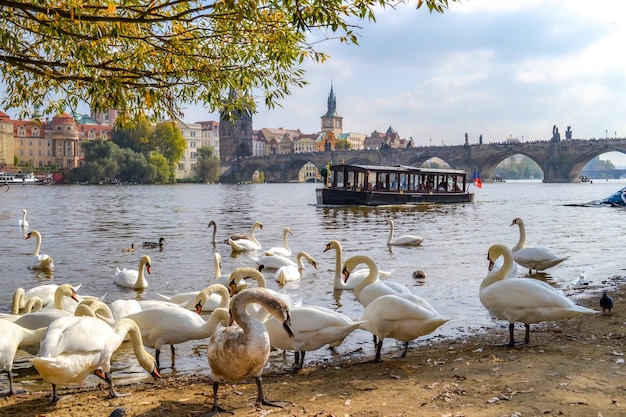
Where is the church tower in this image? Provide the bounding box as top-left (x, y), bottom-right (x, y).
top-left (320, 83), bottom-right (343, 134)
top-left (219, 89), bottom-right (254, 162)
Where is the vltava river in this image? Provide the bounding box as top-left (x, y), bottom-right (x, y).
top-left (1, 180), bottom-right (624, 389)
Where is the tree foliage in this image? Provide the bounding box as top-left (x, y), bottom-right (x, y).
top-left (196, 146), bottom-right (220, 183)
top-left (150, 122), bottom-right (186, 178)
top-left (0, 0), bottom-right (457, 124)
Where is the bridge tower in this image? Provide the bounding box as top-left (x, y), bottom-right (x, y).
top-left (218, 89), bottom-right (253, 162)
top-left (320, 83), bottom-right (343, 135)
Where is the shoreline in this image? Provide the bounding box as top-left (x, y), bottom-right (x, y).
top-left (1, 281), bottom-right (625, 417)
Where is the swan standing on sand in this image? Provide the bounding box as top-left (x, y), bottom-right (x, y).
top-left (205, 287), bottom-right (294, 415)
top-left (510, 217), bottom-right (568, 274)
top-left (24, 230), bottom-right (54, 270)
top-left (264, 227), bottom-right (293, 257)
top-left (480, 244), bottom-right (597, 346)
top-left (324, 240), bottom-right (392, 290)
top-left (115, 255), bottom-right (152, 289)
top-left (385, 219), bottom-right (424, 246)
top-left (360, 294), bottom-right (449, 362)
top-left (19, 209), bottom-right (29, 228)
top-left (228, 221), bottom-right (264, 252)
top-left (264, 305), bottom-right (365, 371)
top-left (274, 251), bottom-right (317, 285)
top-left (31, 316), bottom-right (160, 402)
top-left (0, 321), bottom-right (46, 396)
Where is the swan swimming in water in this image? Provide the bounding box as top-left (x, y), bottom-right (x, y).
top-left (264, 227), bottom-right (293, 257)
top-left (324, 240), bottom-right (392, 290)
top-left (19, 209), bottom-right (29, 228)
top-left (274, 251), bottom-right (317, 285)
top-left (31, 316), bottom-right (160, 402)
top-left (480, 244), bottom-right (597, 346)
top-left (385, 219), bottom-right (424, 246)
top-left (205, 287), bottom-right (294, 415)
top-left (114, 255), bottom-right (152, 289)
top-left (510, 217), bottom-right (568, 274)
top-left (24, 230), bottom-right (54, 271)
top-left (228, 221), bottom-right (264, 252)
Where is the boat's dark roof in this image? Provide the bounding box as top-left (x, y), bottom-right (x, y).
top-left (329, 164), bottom-right (467, 175)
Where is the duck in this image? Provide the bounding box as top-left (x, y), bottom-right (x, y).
top-left (360, 294), bottom-right (449, 361)
top-left (24, 230), bottom-right (54, 271)
top-left (121, 243), bottom-right (136, 253)
top-left (228, 221), bottom-right (264, 252)
top-left (205, 287), bottom-right (294, 415)
top-left (480, 244), bottom-right (597, 346)
top-left (114, 255), bottom-right (152, 289)
top-left (324, 240), bottom-right (392, 290)
top-left (385, 219), bottom-right (424, 246)
top-left (510, 217), bottom-right (568, 274)
top-left (18, 208), bottom-right (29, 228)
top-left (264, 305), bottom-right (365, 370)
top-left (264, 227), bottom-right (293, 257)
top-left (274, 251), bottom-right (317, 285)
top-left (126, 296), bottom-right (230, 370)
top-left (31, 316), bottom-right (160, 402)
top-left (0, 321), bottom-right (46, 396)
top-left (342, 254), bottom-right (413, 308)
top-left (143, 237), bottom-right (166, 249)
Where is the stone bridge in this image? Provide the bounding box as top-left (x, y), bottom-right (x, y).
top-left (221, 138), bottom-right (626, 183)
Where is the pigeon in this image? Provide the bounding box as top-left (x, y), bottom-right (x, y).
top-left (600, 291), bottom-right (614, 315)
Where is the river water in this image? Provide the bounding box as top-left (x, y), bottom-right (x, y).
top-left (2, 180), bottom-right (625, 391)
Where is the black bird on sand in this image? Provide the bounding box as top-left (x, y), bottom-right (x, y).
top-left (600, 291), bottom-right (614, 315)
top-left (109, 407), bottom-right (127, 417)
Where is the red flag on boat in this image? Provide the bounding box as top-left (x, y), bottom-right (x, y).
top-left (472, 169), bottom-right (482, 188)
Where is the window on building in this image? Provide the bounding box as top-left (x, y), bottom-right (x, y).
top-left (29, 150), bottom-right (33, 156)
top-left (38, 161), bottom-right (43, 167)
top-left (67, 160), bottom-right (72, 168)
top-left (178, 163), bottom-right (184, 170)
top-left (190, 152), bottom-right (197, 159)
top-left (20, 150), bottom-right (23, 156)
top-left (190, 141), bottom-right (196, 148)
top-left (191, 164), bottom-right (197, 170)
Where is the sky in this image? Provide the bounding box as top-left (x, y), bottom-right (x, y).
top-left (3, 1), bottom-right (626, 165)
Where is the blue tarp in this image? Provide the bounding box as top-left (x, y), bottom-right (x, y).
top-left (597, 186), bottom-right (626, 206)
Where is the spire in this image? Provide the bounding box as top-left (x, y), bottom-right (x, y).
top-left (321, 82), bottom-right (340, 118)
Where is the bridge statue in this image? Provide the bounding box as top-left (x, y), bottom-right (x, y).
top-left (551, 125), bottom-right (561, 142)
top-left (565, 125), bottom-right (572, 140)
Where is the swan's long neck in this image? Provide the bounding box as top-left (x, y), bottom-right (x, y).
top-left (352, 257), bottom-right (378, 299)
top-left (210, 222), bottom-right (217, 244)
top-left (250, 224), bottom-right (260, 245)
top-left (296, 252), bottom-right (307, 270)
top-left (33, 232), bottom-right (42, 256)
top-left (481, 245), bottom-right (513, 290)
top-left (282, 229), bottom-right (291, 251)
top-left (511, 220), bottom-right (526, 252)
top-left (232, 289), bottom-right (291, 337)
top-left (12, 288), bottom-right (26, 314)
top-left (53, 287), bottom-right (70, 310)
top-left (201, 308), bottom-right (230, 334)
top-left (214, 253), bottom-right (222, 279)
top-left (198, 285), bottom-right (230, 309)
top-left (118, 319), bottom-right (158, 376)
top-left (388, 221), bottom-right (395, 243)
top-left (21, 211), bottom-right (27, 224)
top-left (332, 243), bottom-right (343, 287)
top-left (137, 259), bottom-right (148, 287)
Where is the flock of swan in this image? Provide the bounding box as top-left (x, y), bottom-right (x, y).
top-left (1, 212), bottom-right (600, 415)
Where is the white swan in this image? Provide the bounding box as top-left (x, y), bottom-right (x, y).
top-left (385, 219), bottom-right (424, 246)
top-left (0, 321), bottom-right (46, 396)
top-left (157, 281), bottom-right (231, 312)
top-left (360, 294), bottom-right (449, 361)
top-left (126, 303), bottom-right (230, 370)
top-left (256, 254), bottom-right (297, 270)
top-left (11, 284), bottom-right (82, 312)
top-left (115, 255), bottom-right (152, 289)
top-left (510, 217), bottom-right (568, 274)
top-left (264, 305), bottom-right (365, 370)
top-left (264, 227), bottom-right (293, 257)
top-left (19, 208), bottom-right (29, 228)
top-left (31, 316), bottom-right (160, 402)
top-left (205, 287), bottom-right (294, 414)
top-left (24, 230), bottom-right (54, 271)
top-left (343, 254), bottom-right (413, 308)
top-left (209, 219), bottom-right (256, 243)
top-left (274, 251), bottom-right (317, 285)
top-left (228, 221), bottom-right (264, 252)
top-left (480, 244), bottom-right (597, 346)
top-left (324, 240), bottom-right (392, 290)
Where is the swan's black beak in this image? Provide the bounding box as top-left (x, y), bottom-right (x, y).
top-left (342, 265), bottom-right (350, 283)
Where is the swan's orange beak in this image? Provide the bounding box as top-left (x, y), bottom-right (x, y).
top-left (71, 290), bottom-right (80, 303)
top-left (312, 261), bottom-right (318, 270)
top-left (151, 366), bottom-right (161, 379)
top-left (342, 266), bottom-right (350, 283)
top-left (24, 233), bottom-right (32, 240)
top-left (194, 301), bottom-right (203, 314)
top-left (146, 264), bottom-right (152, 274)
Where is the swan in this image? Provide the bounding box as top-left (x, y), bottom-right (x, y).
top-left (264, 305), bottom-right (365, 370)
top-left (11, 285), bottom-right (83, 330)
top-left (31, 316), bottom-right (160, 402)
top-left (480, 244), bottom-right (597, 346)
top-left (228, 221), bottom-right (264, 252)
top-left (256, 254), bottom-right (297, 270)
top-left (209, 219), bottom-right (257, 243)
top-left (264, 227), bottom-right (293, 257)
top-left (121, 243), bottom-right (136, 252)
top-left (274, 251), bottom-right (317, 285)
top-left (0, 321), bottom-right (46, 396)
top-left (324, 240), bottom-right (391, 290)
top-left (385, 219), bottom-right (424, 246)
top-left (360, 294), bottom-right (449, 361)
top-left (143, 237), bottom-right (166, 249)
top-left (126, 304), bottom-right (230, 370)
top-left (24, 230), bottom-right (54, 271)
top-left (510, 217), bottom-right (568, 274)
top-left (115, 255), bottom-right (152, 289)
top-left (19, 208), bottom-right (29, 228)
top-left (205, 287), bottom-right (294, 415)
top-left (342, 254), bottom-right (413, 308)
top-left (11, 284), bottom-right (82, 312)
top-left (157, 281), bottom-right (231, 312)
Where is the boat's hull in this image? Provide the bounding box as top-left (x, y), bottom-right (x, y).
top-left (316, 188), bottom-right (474, 206)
